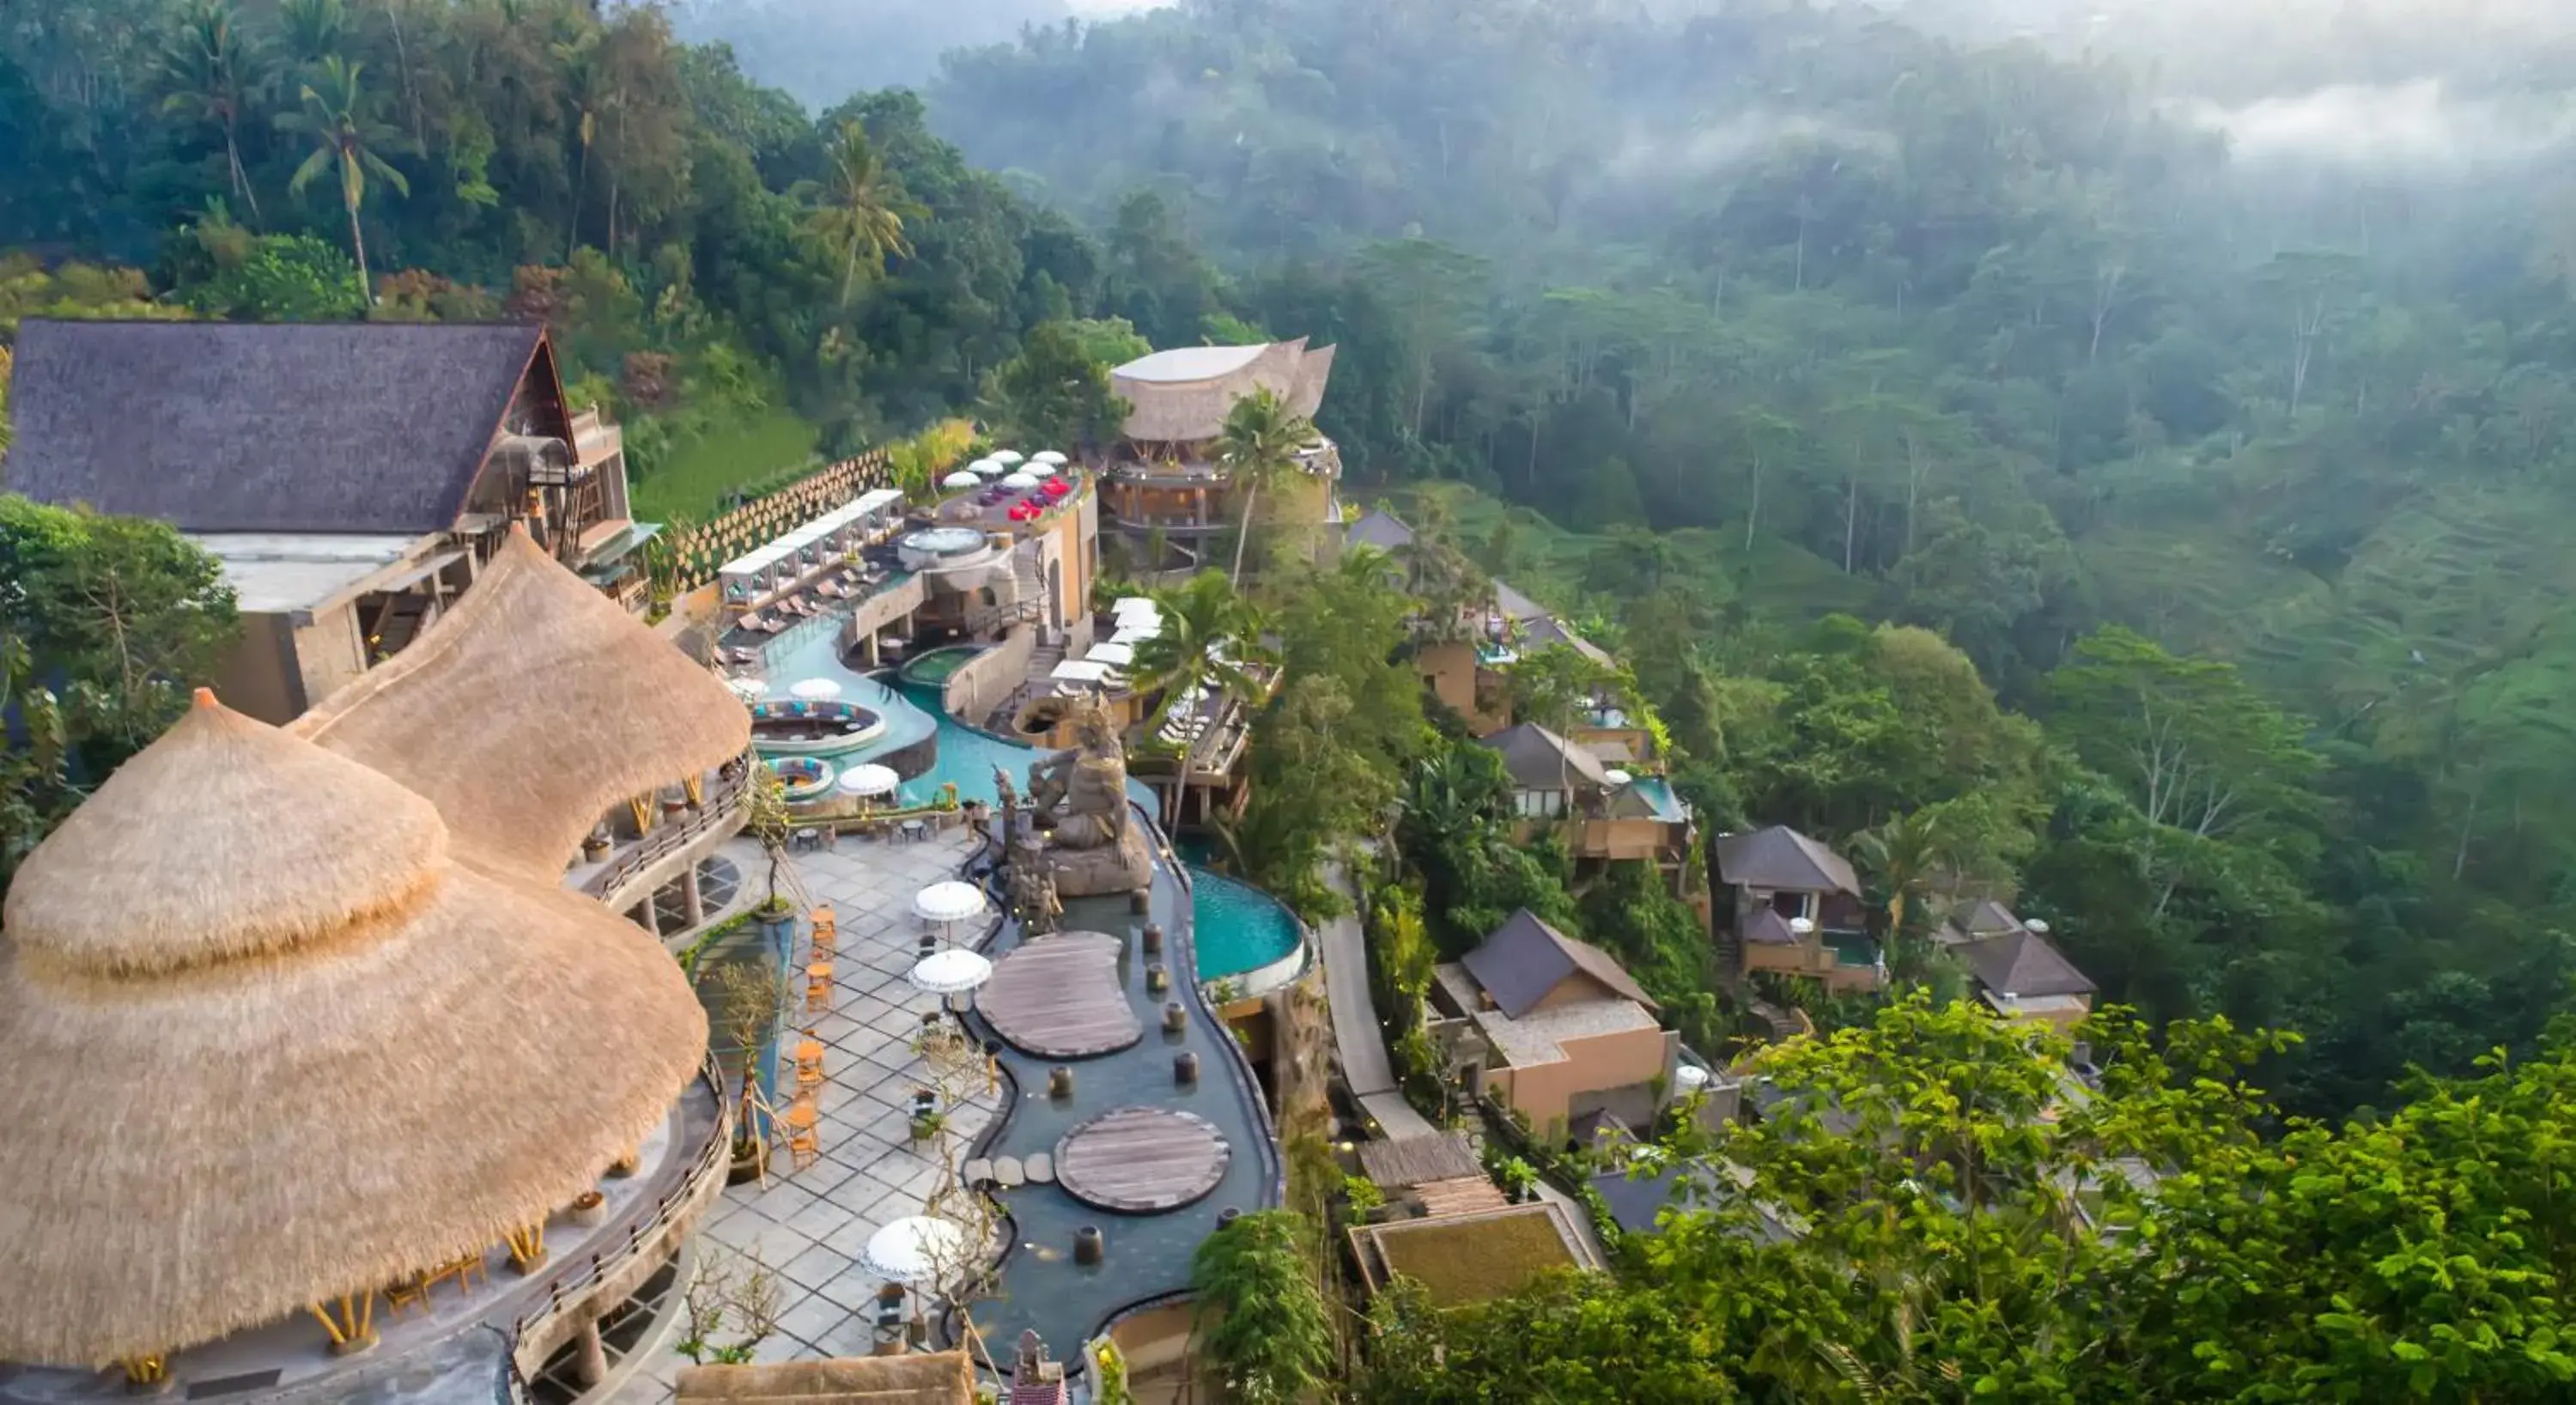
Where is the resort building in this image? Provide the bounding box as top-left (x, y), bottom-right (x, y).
top-left (1479, 721), bottom-right (1698, 895)
top-left (1099, 339), bottom-right (1340, 574)
top-left (1939, 901), bottom-right (2097, 1031)
top-left (3, 319), bottom-right (655, 723)
top-left (0, 529), bottom-right (750, 1402)
top-left (1426, 908), bottom-right (1679, 1138)
top-left (1715, 825), bottom-right (1886, 993)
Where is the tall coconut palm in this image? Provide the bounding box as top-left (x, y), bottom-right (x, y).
top-left (1131, 570), bottom-right (1272, 782)
top-left (155, 0), bottom-right (267, 227)
top-left (553, 29), bottom-right (604, 259)
top-left (802, 121), bottom-right (916, 307)
top-left (276, 56), bottom-right (409, 302)
top-left (1850, 808), bottom-right (1960, 951)
top-left (1215, 386), bottom-right (1313, 587)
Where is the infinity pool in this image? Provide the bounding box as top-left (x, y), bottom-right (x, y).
top-left (1193, 867), bottom-right (1303, 982)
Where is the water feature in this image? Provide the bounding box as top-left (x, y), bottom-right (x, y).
top-left (1192, 867), bottom-right (1304, 982)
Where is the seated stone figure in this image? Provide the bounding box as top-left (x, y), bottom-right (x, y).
top-left (1024, 696), bottom-right (1152, 897)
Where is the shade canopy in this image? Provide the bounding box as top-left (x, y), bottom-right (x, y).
top-left (1109, 625), bottom-right (1162, 645)
top-left (941, 471), bottom-right (980, 490)
top-left (989, 449), bottom-right (1025, 465)
top-left (1030, 450), bottom-right (1068, 465)
top-left (860, 1215), bottom-right (972, 1284)
top-left (790, 678), bottom-right (843, 701)
top-left (1111, 597), bottom-right (1157, 617)
top-left (726, 677), bottom-right (768, 702)
top-left (908, 948), bottom-right (994, 994)
top-left (1085, 642), bottom-right (1136, 667)
top-left (1051, 659), bottom-right (1115, 684)
top-left (838, 763), bottom-right (902, 798)
top-left (913, 881), bottom-right (988, 925)
top-left (1000, 471), bottom-right (1041, 490)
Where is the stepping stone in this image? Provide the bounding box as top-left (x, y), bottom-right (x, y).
top-left (993, 1155), bottom-right (1026, 1189)
top-left (1024, 1153), bottom-right (1055, 1184)
top-left (963, 1158), bottom-right (994, 1188)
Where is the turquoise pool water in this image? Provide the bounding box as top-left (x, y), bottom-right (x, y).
top-left (896, 644), bottom-right (979, 686)
top-left (1193, 867), bottom-right (1304, 981)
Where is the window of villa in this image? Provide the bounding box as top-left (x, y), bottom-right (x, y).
top-left (1770, 890), bottom-right (1815, 921)
top-left (1514, 788), bottom-right (1565, 818)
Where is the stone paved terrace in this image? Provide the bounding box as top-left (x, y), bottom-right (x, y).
top-left (618, 825), bottom-right (1003, 1404)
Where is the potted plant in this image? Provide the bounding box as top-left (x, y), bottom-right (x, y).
top-left (741, 763), bottom-right (798, 919)
top-left (568, 1189), bottom-right (608, 1227)
top-left (909, 1109), bottom-right (947, 1143)
top-left (714, 962), bottom-right (794, 1185)
top-left (582, 827), bottom-right (613, 862)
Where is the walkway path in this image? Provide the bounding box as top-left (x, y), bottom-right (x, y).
top-left (1317, 856), bottom-right (1435, 1140)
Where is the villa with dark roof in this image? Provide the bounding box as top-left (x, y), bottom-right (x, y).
top-left (1715, 825), bottom-right (1886, 993)
top-left (1479, 721), bottom-right (1698, 894)
top-left (1425, 908), bottom-right (1679, 1136)
top-left (1941, 901), bottom-right (2097, 1030)
top-left (3, 319), bottom-right (652, 721)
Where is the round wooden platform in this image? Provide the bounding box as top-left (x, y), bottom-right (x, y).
top-left (978, 932), bottom-right (1143, 1059)
top-left (1054, 1105), bottom-right (1231, 1213)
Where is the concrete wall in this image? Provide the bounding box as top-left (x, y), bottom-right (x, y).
top-left (1484, 1018), bottom-right (1671, 1135)
top-left (214, 611), bottom-right (306, 723)
top-left (293, 599), bottom-right (370, 712)
top-left (1576, 817), bottom-right (1683, 863)
top-left (943, 627), bottom-right (1036, 726)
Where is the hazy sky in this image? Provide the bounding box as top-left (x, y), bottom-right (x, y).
top-left (1066, 0), bottom-right (1171, 12)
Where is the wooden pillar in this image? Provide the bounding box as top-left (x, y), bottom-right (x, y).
top-left (628, 793), bottom-right (655, 836)
top-left (572, 1316), bottom-right (609, 1386)
top-left (680, 863), bottom-right (705, 925)
top-left (633, 900), bottom-right (660, 938)
top-left (307, 1293), bottom-right (378, 1356)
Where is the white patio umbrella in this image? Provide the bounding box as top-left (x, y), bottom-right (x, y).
top-left (1604, 768), bottom-right (1635, 787)
top-left (913, 880), bottom-right (988, 926)
top-left (790, 678), bottom-right (843, 701)
top-left (971, 458), bottom-right (1007, 477)
top-left (908, 947), bottom-right (994, 994)
top-left (838, 763), bottom-right (902, 798)
top-left (1000, 471), bottom-right (1041, 490)
top-left (1024, 461), bottom-right (1057, 477)
top-left (726, 677), bottom-right (768, 702)
top-left (942, 470), bottom-right (981, 490)
top-left (860, 1215), bottom-right (973, 1284)
top-left (1085, 642), bottom-right (1136, 666)
top-left (1030, 450), bottom-right (1068, 465)
top-left (990, 449), bottom-right (1025, 465)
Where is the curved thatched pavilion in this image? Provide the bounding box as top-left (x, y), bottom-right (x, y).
top-left (0, 529), bottom-right (750, 1386)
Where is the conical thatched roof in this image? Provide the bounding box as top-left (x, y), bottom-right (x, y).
top-left (0, 532), bottom-right (737, 1370)
top-left (294, 527), bottom-right (751, 875)
top-left (7, 691), bottom-right (447, 976)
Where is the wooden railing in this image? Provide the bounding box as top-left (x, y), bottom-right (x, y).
top-left (581, 775), bottom-right (746, 902)
top-left (509, 1056), bottom-right (733, 1354)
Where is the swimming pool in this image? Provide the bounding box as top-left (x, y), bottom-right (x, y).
top-left (1193, 867), bottom-right (1304, 982)
top-left (897, 645), bottom-right (980, 687)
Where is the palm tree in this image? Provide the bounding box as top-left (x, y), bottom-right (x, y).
top-left (276, 56), bottom-right (410, 302)
top-left (803, 121), bottom-right (916, 306)
top-left (1214, 386), bottom-right (1313, 587)
top-left (275, 0), bottom-right (347, 70)
top-left (553, 30), bottom-right (604, 260)
top-left (1849, 809), bottom-right (1960, 952)
top-left (1130, 570), bottom-right (1272, 782)
top-left (155, 0), bottom-right (267, 227)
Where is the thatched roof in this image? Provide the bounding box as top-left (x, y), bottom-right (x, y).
top-left (0, 693), bottom-right (708, 1368)
top-left (676, 1353), bottom-right (978, 1404)
top-left (294, 528), bottom-right (750, 875)
top-left (1358, 1131), bottom-right (1483, 1189)
top-left (0, 529), bottom-right (743, 1369)
top-left (4, 319), bottom-right (550, 534)
top-left (1113, 338), bottom-right (1334, 443)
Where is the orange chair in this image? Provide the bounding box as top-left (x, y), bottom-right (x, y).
top-left (805, 961), bottom-right (834, 1016)
top-left (785, 1099), bottom-right (822, 1171)
top-left (794, 1035), bottom-right (826, 1093)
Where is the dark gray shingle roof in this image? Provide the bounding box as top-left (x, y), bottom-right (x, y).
top-left (1461, 908), bottom-right (1656, 1018)
top-left (1961, 928), bottom-right (2095, 999)
top-left (1713, 825), bottom-right (1860, 896)
top-left (1345, 508), bottom-right (1415, 553)
top-left (1479, 721), bottom-right (1612, 792)
top-left (5, 319), bottom-right (548, 534)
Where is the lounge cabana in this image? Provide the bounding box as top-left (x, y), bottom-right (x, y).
top-left (0, 530), bottom-right (753, 1390)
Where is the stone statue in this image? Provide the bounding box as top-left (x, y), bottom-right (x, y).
top-left (1023, 696), bottom-right (1153, 898)
top-left (1008, 834), bottom-right (1063, 936)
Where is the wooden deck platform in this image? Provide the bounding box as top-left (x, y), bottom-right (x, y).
top-left (979, 933), bottom-right (1143, 1058)
top-left (1054, 1105), bottom-right (1232, 1213)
